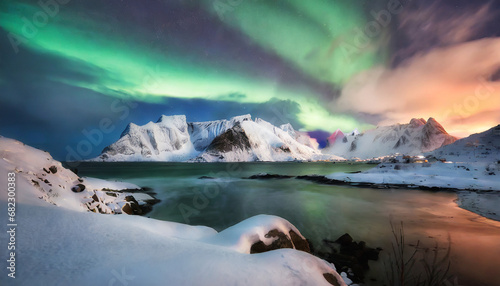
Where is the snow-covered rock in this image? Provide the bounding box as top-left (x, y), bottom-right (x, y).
top-left (429, 124), bottom-right (500, 163)
top-left (203, 214), bottom-right (310, 254)
top-left (0, 136), bottom-right (157, 215)
top-left (323, 118), bottom-right (457, 159)
top-left (94, 115), bottom-right (343, 162)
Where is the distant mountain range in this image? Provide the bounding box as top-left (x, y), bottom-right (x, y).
top-left (92, 115), bottom-right (340, 162)
top-left (93, 115), bottom-right (500, 162)
top-left (322, 118), bottom-right (458, 160)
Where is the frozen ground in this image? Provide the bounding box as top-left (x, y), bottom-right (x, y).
top-left (0, 136), bottom-right (349, 286)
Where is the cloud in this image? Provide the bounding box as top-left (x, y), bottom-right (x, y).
top-left (392, 1), bottom-right (496, 64)
top-left (336, 37), bottom-right (500, 136)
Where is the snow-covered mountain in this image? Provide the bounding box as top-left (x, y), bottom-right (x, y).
top-left (322, 118), bottom-right (458, 159)
top-left (429, 124), bottom-right (500, 163)
top-left (94, 115), bottom-right (342, 162)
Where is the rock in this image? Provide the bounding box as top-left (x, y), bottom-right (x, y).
top-left (71, 184), bottom-right (86, 193)
top-left (289, 230), bottom-right (311, 252)
top-left (125, 195), bottom-right (138, 204)
top-left (121, 197), bottom-right (143, 215)
top-left (248, 173), bottom-right (294, 180)
top-left (250, 229), bottom-right (311, 254)
top-left (49, 165), bottom-right (57, 174)
top-left (205, 122), bottom-right (251, 153)
top-left (323, 273), bottom-right (341, 286)
top-left (312, 233), bottom-right (382, 284)
top-left (121, 203), bottom-right (134, 215)
top-left (250, 229), bottom-right (293, 253)
top-left (335, 233), bottom-right (353, 246)
top-left (198, 176), bottom-right (215, 179)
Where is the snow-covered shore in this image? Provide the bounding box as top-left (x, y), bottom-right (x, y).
top-left (325, 162), bottom-right (500, 221)
top-left (327, 162), bottom-right (500, 192)
top-left (0, 136), bottom-right (349, 285)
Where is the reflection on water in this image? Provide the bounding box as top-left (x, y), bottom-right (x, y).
top-left (75, 162), bottom-right (500, 286)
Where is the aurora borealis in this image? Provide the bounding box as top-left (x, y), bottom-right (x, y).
top-left (1, 0), bottom-right (500, 159)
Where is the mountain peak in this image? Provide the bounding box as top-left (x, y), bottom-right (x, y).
top-left (409, 118), bottom-right (427, 127)
top-left (327, 129), bottom-right (345, 146)
top-left (156, 115), bottom-right (187, 124)
top-left (424, 117), bottom-right (447, 134)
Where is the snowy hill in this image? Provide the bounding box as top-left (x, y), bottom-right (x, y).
top-left (429, 124), bottom-right (500, 163)
top-left (94, 115), bottom-right (342, 162)
top-left (323, 118), bottom-right (457, 159)
top-left (0, 136), bottom-right (157, 214)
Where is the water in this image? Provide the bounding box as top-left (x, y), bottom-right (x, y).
top-left (74, 162), bottom-right (500, 286)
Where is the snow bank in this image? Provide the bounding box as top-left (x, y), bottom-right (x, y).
top-left (327, 162), bottom-right (500, 191)
top-left (0, 136), bottom-right (157, 215)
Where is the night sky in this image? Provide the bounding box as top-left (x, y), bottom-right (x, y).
top-left (1, 0), bottom-right (500, 159)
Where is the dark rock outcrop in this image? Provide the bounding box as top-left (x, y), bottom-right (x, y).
top-left (250, 229), bottom-right (311, 254)
top-left (49, 165), bottom-right (58, 174)
top-left (71, 184), bottom-right (86, 193)
top-left (247, 173), bottom-right (294, 180)
top-left (205, 122), bottom-right (251, 153)
top-left (323, 273), bottom-right (341, 286)
top-left (313, 233), bottom-right (382, 283)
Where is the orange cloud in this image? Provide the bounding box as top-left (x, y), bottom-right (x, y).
top-left (336, 38), bottom-right (500, 137)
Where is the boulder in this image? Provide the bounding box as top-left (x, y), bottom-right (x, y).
top-left (323, 273), bottom-right (341, 286)
top-left (289, 230), bottom-right (311, 253)
top-left (121, 203), bottom-right (134, 215)
top-left (250, 229), bottom-right (310, 254)
top-left (49, 165), bottom-right (58, 174)
top-left (71, 184), bottom-right (86, 193)
top-left (121, 200), bottom-right (143, 215)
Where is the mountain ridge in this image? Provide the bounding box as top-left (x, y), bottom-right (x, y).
top-left (93, 114), bottom-right (340, 162)
top-left (322, 117), bottom-right (458, 159)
